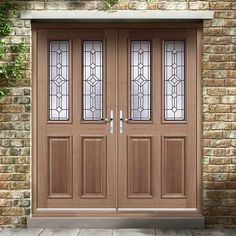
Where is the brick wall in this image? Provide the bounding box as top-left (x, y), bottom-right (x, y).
top-left (0, 0), bottom-right (235, 228)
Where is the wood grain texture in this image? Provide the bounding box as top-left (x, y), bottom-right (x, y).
top-left (36, 29), bottom-right (117, 210)
top-left (162, 137), bottom-right (186, 198)
top-left (48, 136), bottom-right (72, 198)
top-left (81, 136), bottom-right (107, 198)
top-left (34, 26), bottom-right (199, 215)
top-left (128, 136), bottom-right (152, 198)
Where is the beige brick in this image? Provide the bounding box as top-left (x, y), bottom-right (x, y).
top-left (25, 2), bottom-right (45, 10)
top-left (203, 36), bottom-right (232, 45)
top-left (210, 2), bottom-right (231, 10)
top-left (204, 131), bottom-right (223, 139)
top-left (210, 157), bottom-right (231, 165)
top-left (118, 2), bottom-right (129, 10)
top-left (209, 104), bottom-right (231, 113)
top-left (203, 70), bottom-right (229, 79)
top-left (217, 10), bottom-right (236, 19)
top-left (147, 2), bottom-right (157, 10)
top-left (204, 181), bottom-right (225, 190)
top-left (203, 114), bottom-right (215, 122)
top-left (215, 114), bottom-right (236, 122)
top-left (223, 131), bottom-right (236, 139)
top-left (2, 207), bottom-right (24, 216)
top-left (211, 19), bottom-right (232, 27)
top-left (165, 2), bottom-right (187, 10)
top-left (203, 28), bottom-right (223, 36)
top-left (226, 148), bottom-right (235, 157)
top-left (0, 199), bottom-right (13, 207)
top-left (222, 199), bottom-right (236, 207)
top-left (221, 96), bottom-right (236, 104)
top-left (210, 139), bottom-right (231, 148)
top-left (207, 88), bottom-right (227, 96)
top-left (157, 2), bottom-right (166, 10)
top-left (228, 79), bottom-right (236, 86)
top-left (203, 45), bottom-right (235, 54)
top-left (228, 88), bottom-right (236, 96)
top-left (204, 200), bottom-right (218, 207)
top-left (203, 96), bottom-right (220, 104)
top-left (189, 2), bottom-right (209, 10)
top-left (223, 27), bottom-right (236, 36)
top-left (206, 191), bottom-right (228, 199)
top-left (203, 79), bottom-right (226, 87)
top-left (211, 122), bottom-right (231, 130)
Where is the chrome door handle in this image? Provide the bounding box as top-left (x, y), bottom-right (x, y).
top-left (123, 118), bottom-right (132, 122)
top-left (101, 110), bottom-right (113, 134)
top-left (120, 110), bottom-right (132, 134)
top-left (101, 118), bottom-right (112, 122)
top-left (119, 110), bottom-right (123, 134)
top-left (110, 110), bottom-right (113, 134)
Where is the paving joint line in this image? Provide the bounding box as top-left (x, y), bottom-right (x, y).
top-left (37, 228), bottom-right (46, 236)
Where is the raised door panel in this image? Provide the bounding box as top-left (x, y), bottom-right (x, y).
top-left (81, 136), bottom-right (107, 198)
top-left (128, 136), bottom-right (152, 198)
top-left (48, 136), bottom-right (72, 198)
top-left (162, 137), bottom-right (186, 198)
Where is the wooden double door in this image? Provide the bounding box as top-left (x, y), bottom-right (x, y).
top-left (34, 26), bottom-right (199, 216)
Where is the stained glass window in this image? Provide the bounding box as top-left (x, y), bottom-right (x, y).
top-left (83, 41), bottom-right (103, 120)
top-left (49, 41), bottom-right (69, 121)
top-left (164, 41), bottom-right (185, 121)
top-left (130, 41), bottom-right (151, 120)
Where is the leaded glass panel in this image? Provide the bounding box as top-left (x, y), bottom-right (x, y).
top-left (49, 41), bottom-right (69, 121)
top-left (83, 41), bottom-right (103, 120)
top-left (164, 41), bottom-right (185, 121)
top-left (130, 41), bottom-right (151, 120)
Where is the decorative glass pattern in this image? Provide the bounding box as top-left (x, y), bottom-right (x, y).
top-left (164, 41), bottom-right (185, 121)
top-left (83, 41), bottom-right (103, 120)
top-left (130, 41), bottom-right (151, 120)
top-left (49, 41), bottom-right (69, 121)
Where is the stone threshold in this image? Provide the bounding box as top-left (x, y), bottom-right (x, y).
top-left (27, 216), bottom-right (204, 229)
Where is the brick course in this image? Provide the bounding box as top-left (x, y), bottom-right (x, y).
top-left (0, 0), bottom-right (235, 228)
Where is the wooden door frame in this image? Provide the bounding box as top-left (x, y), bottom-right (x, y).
top-left (32, 23), bottom-right (202, 217)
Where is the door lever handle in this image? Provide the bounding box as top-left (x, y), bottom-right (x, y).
top-left (101, 117), bottom-right (113, 122)
top-left (119, 110), bottom-right (123, 134)
top-left (120, 111), bottom-right (132, 134)
top-left (122, 118), bottom-right (132, 122)
top-left (102, 110), bottom-right (113, 134)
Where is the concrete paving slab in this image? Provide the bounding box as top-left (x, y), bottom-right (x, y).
top-left (113, 229), bottom-right (155, 236)
top-left (0, 228), bottom-right (43, 236)
top-left (78, 229), bottom-right (112, 236)
top-left (40, 228), bottom-right (80, 236)
top-left (156, 229), bottom-right (192, 236)
top-left (192, 229), bottom-right (236, 236)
